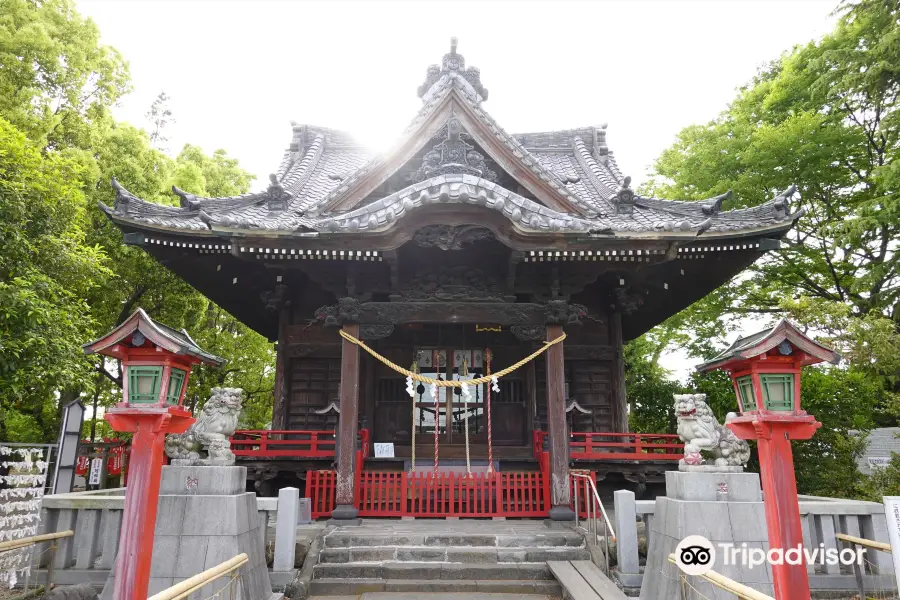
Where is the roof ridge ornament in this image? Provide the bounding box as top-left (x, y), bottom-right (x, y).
top-left (266, 173), bottom-right (292, 212)
top-left (417, 37), bottom-right (488, 101)
top-left (615, 175), bottom-right (637, 215)
top-left (408, 117), bottom-right (498, 183)
top-left (773, 184), bottom-right (797, 219)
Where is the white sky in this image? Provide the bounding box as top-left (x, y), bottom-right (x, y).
top-left (76, 0), bottom-right (839, 378)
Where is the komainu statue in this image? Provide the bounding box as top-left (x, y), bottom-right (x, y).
top-left (165, 387), bottom-right (243, 466)
top-left (674, 393), bottom-right (750, 468)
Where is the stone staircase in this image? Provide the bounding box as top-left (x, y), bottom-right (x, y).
top-left (309, 523), bottom-right (589, 595)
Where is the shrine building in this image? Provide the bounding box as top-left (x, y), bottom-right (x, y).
top-left (100, 39), bottom-right (803, 520)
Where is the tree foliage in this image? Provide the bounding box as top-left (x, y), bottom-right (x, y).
top-left (632, 0), bottom-right (900, 498)
top-left (0, 0), bottom-right (272, 442)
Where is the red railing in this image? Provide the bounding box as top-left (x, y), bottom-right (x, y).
top-left (230, 428), bottom-right (370, 459)
top-left (307, 469), bottom-right (548, 519)
top-left (306, 470), bottom-right (336, 517)
top-left (533, 430), bottom-right (683, 462)
top-left (231, 430), bottom-right (336, 458)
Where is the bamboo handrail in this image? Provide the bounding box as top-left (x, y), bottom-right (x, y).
top-left (667, 553), bottom-right (775, 600)
top-left (148, 553), bottom-right (248, 600)
top-left (0, 530), bottom-right (74, 552)
top-left (836, 532), bottom-right (893, 552)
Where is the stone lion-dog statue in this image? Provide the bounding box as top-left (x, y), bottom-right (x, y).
top-left (165, 387), bottom-right (243, 466)
top-left (674, 393), bottom-right (750, 468)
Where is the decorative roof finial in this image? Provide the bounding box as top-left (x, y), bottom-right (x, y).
top-left (595, 123), bottom-right (609, 156)
top-left (417, 38), bottom-right (489, 102)
top-left (615, 176), bottom-right (637, 215)
top-left (266, 173), bottom-right (291, 212)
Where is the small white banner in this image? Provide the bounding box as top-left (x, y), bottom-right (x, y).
top-left (881, 496), bottom-right (900, 588)
top-left (374, 443), bottom-right (395, 458)
top-left (88, 457), bottom-right (103, 485)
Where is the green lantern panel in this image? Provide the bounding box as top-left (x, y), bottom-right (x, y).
top-left (761, 373), bottom-right (794, 411)
top-left (736, 375), bottom-right (757, 411)
top-left (166, 368), bottom-right (186, 405)
top-left (128, 366), bottom-right (162, 404)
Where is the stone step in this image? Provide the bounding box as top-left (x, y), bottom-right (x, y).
top-left (319, 545), bottom-right (591, 564)
top-left (309, 577), bottom-right (562, 596)
top-left (313, 561), bottom-right (553, 581)
top-left (322, 531), bottom-right (584, 549)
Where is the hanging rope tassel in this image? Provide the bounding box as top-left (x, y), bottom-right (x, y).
top-left (485, 348), bottom-right (494, 474)
top-left (432, 350), bottom-right (440, 476)
top-left (461, 358), bottom-right (471, 478)
top-left (408, 360), bottom-right (418, 474)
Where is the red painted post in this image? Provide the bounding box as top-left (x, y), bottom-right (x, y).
top-left (106, 408), bottom-right (193, 600)
top-left (698, 319), bottom-right (840, 600)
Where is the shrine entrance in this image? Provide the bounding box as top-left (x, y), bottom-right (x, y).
top-left (369, 326), bottom-right (532, 454)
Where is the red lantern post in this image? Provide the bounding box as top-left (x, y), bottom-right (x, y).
top-left (83, 309), bottom-right (224, 600)
top-left (698, 319), bottom-right (840, 600)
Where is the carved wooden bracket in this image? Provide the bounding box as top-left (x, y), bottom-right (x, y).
top-left (612, 287), bottom-right (646, 315)
top-left (260, 285), bottom-right (290, 312)
top-left (544, 300), bottom-right (587, 326)
top-left (313, 297), bottom-right (361, 326)
top-left (359, 324), bottom-right (394, 341)
top-left (510, 325), bottom-right (545, 341)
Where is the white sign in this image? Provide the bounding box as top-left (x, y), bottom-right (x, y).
top-left (374, 443), bottom-right (395, 458)
top-left (88, 457), bottom-right (103, 485)
top-left (870, 457), bottom-right (892, 469)
top-left (881, 496), bottom-right (900, 589)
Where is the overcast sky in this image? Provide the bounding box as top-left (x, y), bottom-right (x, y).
top-left (76, 0), bottom-right (839, 377)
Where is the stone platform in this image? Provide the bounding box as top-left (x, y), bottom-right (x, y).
top-left (101, 465), bottom-right (281, 600)
top-left (640, 470), bottom-right (775, 600)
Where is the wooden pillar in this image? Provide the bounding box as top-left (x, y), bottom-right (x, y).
top-left (546, 324), bottom-right (574, 520)
top-left (272, 286), bottom-right (290, 431)
top-left (332, 322), bottom-right (360, 521)
top-left (610, 310), bottom-right (629, 433)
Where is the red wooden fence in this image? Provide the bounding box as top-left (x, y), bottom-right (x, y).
top-left (231, 430), bottom-right (336, 458)
top-left (307, 470), bottom-right (548, 519)
top-left (306, 470), bottom-right (336, 517)
top-left (533, 430), bottom-right (683, 461)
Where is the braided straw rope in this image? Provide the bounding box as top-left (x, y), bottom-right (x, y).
top-left (338, 330), bottom-right (566, 386)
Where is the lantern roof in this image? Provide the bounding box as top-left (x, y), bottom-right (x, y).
top-left (83, 308), bottom-right (225, 367)
top-left (696, 318), bottom-right (841, 372)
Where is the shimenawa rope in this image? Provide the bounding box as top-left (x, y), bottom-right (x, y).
top-left (338, 330), bottom-right (565, 385)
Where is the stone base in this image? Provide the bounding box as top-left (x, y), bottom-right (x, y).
top-left (639, 470), bottom-right (774, 600)
top-left (679, 464), bottom-right (744, 473)
top-left (548, 505), bottom-right (576, 521)
top-left (101, 465), bottom-right (275, 600)
top-left (330, 504), bottom-right (359, 521)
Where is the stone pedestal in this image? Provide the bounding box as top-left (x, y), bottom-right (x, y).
top-left (101, 466), bottom-right (281, 600)
top-left (639, 470), bottom-right (774, 600)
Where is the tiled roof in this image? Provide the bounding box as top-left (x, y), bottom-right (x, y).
top-left (696, 318), bottom-right (841, 372)
top-left (102, 42), bottom-right (805, 241)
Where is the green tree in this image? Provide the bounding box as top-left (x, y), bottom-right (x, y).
top-left (0, 116), bottom-right (110, 441)
top-left (0, 0), bottom-right (130, 148)
top-left (645, 0), bottom-right (900, 345)
top-left (0, 0), bottom-right (273, 441)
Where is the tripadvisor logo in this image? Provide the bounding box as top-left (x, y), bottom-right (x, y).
top-left (675, 535), bottom-right (716, 576)
top-left (674, 535), bottom-right (866, 576)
